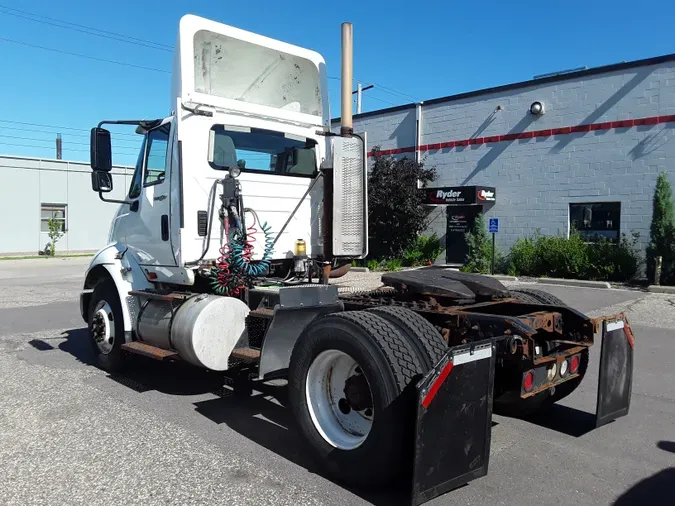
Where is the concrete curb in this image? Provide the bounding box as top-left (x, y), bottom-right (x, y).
top-left (488, 274), bottom-right (518, 282)
top-left (535, 277), bottom-right (611, 289)
top-left (350, 267), bottom-right (370, 273)
top-left (647, 285), bottom-right (675, 294)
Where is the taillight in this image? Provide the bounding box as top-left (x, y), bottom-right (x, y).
top-left (559, 359), bottom-right (569, 377)
top-left (547, 363), bottom-right (557, 381)
top-left (523, 370), bottom-right (534, 391)
top-left (570, 355), bottom-right (580, 374)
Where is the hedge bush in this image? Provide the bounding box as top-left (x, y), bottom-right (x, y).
top-left (355, 232), bottom-right (443, 271)
top-left (529, 233), bottom-right (589, 279)
top-left (587, 233), bottom-right (641, 281)
top-left (507, 231), bottom-right (641, 282)
top-left (402, 233), bottom-right (443, 267)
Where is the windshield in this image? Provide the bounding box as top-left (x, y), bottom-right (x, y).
top-left (208, 126), bottom-right (318, 177)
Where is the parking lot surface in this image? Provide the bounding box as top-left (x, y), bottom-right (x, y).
top-left (1, 258), bottom-right (674, 505)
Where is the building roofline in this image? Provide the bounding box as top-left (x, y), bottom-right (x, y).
top-left (331, 52), bottom-right (675, 123)
top-left (0, 153), bottom-right (133, 169)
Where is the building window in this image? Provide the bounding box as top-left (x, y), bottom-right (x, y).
top-left (41, 204), bottom-right (67, 233)
top-left (569, 202), bottom-right (620, 242)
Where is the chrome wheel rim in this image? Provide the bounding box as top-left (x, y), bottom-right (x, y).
top-left (91, 301), bottom-right (115, 355)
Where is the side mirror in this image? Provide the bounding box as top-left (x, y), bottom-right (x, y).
top-left (90, 127), bottom-right (112, 172)
top-left (91, 171), bottom-right (113, 193)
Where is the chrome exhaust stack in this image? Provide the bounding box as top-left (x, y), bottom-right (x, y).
top-left (340, 22), bottom-right (353, 136)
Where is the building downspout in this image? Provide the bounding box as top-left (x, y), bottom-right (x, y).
top-left (415, 101), bottom-right (423, 188)
top-left (415, 102), bottom-right (423, 164)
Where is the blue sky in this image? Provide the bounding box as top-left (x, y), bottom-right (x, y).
top-left (0, 0), bottom-right (673, 166)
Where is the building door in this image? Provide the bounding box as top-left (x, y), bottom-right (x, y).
top-left (445, 206), bottom-right (481, 264)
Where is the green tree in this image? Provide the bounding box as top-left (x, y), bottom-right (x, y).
top-left (47, 216), bottom-right (66, 256)
top-left (647, 171), bottom-right (675, 284)
top-left (367, 149), bottom-right (437, 260)
top-left (461, 213), bottom-right (499, 274)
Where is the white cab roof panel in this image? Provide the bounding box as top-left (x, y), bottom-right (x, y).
top-left (172, 15), bottom-right (328, 125)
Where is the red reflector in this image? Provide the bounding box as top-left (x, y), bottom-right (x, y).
top-left (523, 371), bottom-right (534, 391)
top-left (625, 324), bottom-right (635, 349)
top-left (421, 361), bottom-right (454, 409)
top-left (570, 355), bottom-right (580, 374)
top-left (147, 272), bottom-right (158, 280)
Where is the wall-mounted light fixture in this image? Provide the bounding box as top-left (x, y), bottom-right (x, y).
top-left (529, 101), bottom-right (545, 115)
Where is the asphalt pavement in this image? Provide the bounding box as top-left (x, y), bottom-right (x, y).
top-left (1, 258), bottom-right (674, 506)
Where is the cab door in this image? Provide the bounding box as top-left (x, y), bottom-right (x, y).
top-left (125, 122), bottom-right (177, 266)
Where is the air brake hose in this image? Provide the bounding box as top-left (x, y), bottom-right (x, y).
top-left (229, 210), bottom-right (274, 277)
top-left (208, 207), bottom-right (275, 295)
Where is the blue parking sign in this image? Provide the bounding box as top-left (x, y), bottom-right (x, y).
top-left (489, 218), bottom-right (499, 233)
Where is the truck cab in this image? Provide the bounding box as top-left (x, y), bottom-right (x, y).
top-left (92, 15), bottom-right (345, 284)
top-left (82, 13), bottom-right (367, 364)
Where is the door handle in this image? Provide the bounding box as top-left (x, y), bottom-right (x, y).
top-left (161, 215), bottom-right (169, 241)
top-left (130, 200), bottom-right (139, 212)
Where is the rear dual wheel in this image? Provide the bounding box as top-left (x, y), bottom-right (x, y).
top-left (288, 310), bottom-right (441, 488)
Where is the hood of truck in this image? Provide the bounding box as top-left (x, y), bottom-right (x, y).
top-left (172, 15), bottom-right (329, 128)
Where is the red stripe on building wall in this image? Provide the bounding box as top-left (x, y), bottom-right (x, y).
top-left (368, 114), bottom-right (675, 157)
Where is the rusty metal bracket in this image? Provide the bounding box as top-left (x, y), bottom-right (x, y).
top-left (516, 311), bottom-right (563, 334)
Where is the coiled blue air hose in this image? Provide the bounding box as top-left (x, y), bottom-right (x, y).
top-left (229, 220), bottom-right (274, 277)
top-left (208, 207), bottom-right (275, 296)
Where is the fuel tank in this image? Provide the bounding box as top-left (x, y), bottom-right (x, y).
top-left (137, 293), bottom-right (249, 370)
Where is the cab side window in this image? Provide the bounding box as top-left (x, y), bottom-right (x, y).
top-left (128, 136), bottom-right (147, 199)
top-left (144, 125), bottom-right (170, 186)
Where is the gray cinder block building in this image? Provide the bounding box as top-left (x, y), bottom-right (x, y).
top-left (0, 155), bottom-right (133, 255)
top-left (334, 54), bottom-right (675, 265)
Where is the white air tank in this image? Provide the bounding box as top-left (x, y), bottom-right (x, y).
top-left (137, 294), bottom-right (250, 371)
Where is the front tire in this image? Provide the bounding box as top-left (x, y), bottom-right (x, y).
top-left (87, 278), bottom-right (126, 372)
top-left (288, 311), bottom-right (424, 489)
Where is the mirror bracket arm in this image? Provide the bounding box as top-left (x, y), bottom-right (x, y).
top-left (98, 192), bottom-right (132, 206)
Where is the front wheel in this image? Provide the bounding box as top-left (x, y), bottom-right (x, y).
top-left (288, 311), bottom-right (424, 489)
top-left (87, 278), bottom-right (126, 372)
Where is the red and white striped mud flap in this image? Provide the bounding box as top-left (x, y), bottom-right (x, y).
top-left (411, 337), bottom-right (503, 506)
top-left (596, 315), bottom-right (634, 428)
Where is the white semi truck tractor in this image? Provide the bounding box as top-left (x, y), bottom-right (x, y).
top-left (81, 14), bottom-right (635, 505)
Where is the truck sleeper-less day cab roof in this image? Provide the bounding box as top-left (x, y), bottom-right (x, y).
top-left (172, 15), bottom-right (330, 128)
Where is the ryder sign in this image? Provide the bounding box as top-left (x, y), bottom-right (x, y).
top-left (423, 186), bottom-right (497, 205)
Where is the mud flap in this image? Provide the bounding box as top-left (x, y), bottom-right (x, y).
top-left (596, 316), bottom-right (634, 428)
top-left (411, 338), bottom-right (499, 506)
